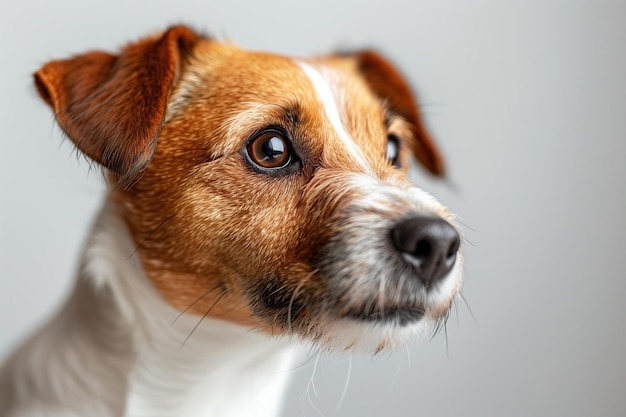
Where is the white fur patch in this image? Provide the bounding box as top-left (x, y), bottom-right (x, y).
top-left (297, 61), bottom-right (372, 172)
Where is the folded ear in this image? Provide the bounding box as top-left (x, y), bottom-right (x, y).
top-left (34, 25), bottom-right (200, 186)
top-left (346, 50), bottom-right (444, 176)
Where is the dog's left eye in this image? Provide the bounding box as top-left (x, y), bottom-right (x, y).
top-left (386, 134), bottom-right (401, 168)
top-left (246, 130), bottom-right (293, 170)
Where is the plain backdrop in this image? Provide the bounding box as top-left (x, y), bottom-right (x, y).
top-left (1, 1), bottom-right (625, 416)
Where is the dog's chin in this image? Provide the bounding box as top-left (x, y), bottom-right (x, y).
top-left (309, 293), bottom-right (458, 353)
top-left (252, 297), bottom-right (450, 354)
top-left (308, 311), bottom-right (437, 354)
top-left (342, 304), bottom-right (426, 326)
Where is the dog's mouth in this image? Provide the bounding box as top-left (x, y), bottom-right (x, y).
top-left (343, 305), bottom-right (426, 326)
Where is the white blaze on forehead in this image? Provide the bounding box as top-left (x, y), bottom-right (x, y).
top-left (297, 61), bottom-right (371, 172)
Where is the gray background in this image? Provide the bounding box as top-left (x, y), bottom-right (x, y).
top-left (1, 1), bottom-right (625, 416)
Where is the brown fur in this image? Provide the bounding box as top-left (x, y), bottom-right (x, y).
top-left (34, 26), bottom-right (450, 339)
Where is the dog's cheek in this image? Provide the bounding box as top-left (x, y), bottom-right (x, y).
top-left (177, 164), bottom-right (306, 276)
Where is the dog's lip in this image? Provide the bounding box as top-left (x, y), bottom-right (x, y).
top-left (343, 305), bottom-right (425, 326)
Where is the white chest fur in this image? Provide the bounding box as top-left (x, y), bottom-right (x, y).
top-left (0, 201), bottom-right (296, 417)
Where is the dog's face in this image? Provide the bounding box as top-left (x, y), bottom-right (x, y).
top-left (35, 26), bottom-right (463, 352)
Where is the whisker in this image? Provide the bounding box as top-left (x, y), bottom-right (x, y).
top-left (430, 305), bottom-right (451, 342)
top-left (455, 219), bottom-right (476, 233)
top-left (334, 355), bottom-right (352, 413)
top-left (284, 354), bottom-right (318, 374)
top-left (172, 283), bottom-right (224, 326)
top-left (460, 292), bottom-right (478, 326)
top-left (287, 279), bottom-right (308, 334)
top-left (127, 214), bottom-right (176, 259)
top-left (430, 317), bottom-right (443, 340)
top-left (179, 292), bottom-right (227, 350)
top-left (444, 320), bottom-right (449, 358)
top-left (304, 388), bottom-right (325, 417)
top-left (299, 349), bottom-right (324, 417)
top-left (310, 351), bottom-right (321, 398)
top-left (462, 236), bottom-right (475, 247)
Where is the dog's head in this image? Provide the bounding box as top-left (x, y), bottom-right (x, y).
top-left (35, 26), bottom-right (463, 352)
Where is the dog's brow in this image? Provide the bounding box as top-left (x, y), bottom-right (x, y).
top-left (296, 61), bottom-right (373, 173)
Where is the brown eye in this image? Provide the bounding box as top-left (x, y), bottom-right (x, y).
top-left (386, 134), bottom-right (401, 168)
top-left (246, 131), bottom-right (292, 170)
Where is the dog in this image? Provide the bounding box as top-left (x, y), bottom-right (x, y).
top-left (0, 25), bottom-right (463, 417)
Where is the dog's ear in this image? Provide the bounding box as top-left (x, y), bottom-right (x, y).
top-left (345, 50), bottom-right (444, 176)
top-left (34, 25), bottom-right (200, 186)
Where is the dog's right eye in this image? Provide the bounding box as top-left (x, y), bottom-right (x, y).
top-left (386, 134), bottom-right (401, 168)
top-left (246, 130), bottom-right (293, 170)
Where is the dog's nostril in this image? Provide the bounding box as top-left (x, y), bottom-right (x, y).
top-left (414, 239), bottom-right (432, 259)
top-left (391, 216), bottom-right (460, 284)
top-left (447, 238), bottom-right (460, 259)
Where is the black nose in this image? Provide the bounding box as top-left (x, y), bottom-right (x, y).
top-left (391, 216), bottom-right (460, 284)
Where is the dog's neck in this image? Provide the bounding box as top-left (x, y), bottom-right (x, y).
top-left (2, 201), bottom-right (295, 417)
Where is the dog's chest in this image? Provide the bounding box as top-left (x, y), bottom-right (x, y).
top-left (123, 331), bottom-right (294, 417)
